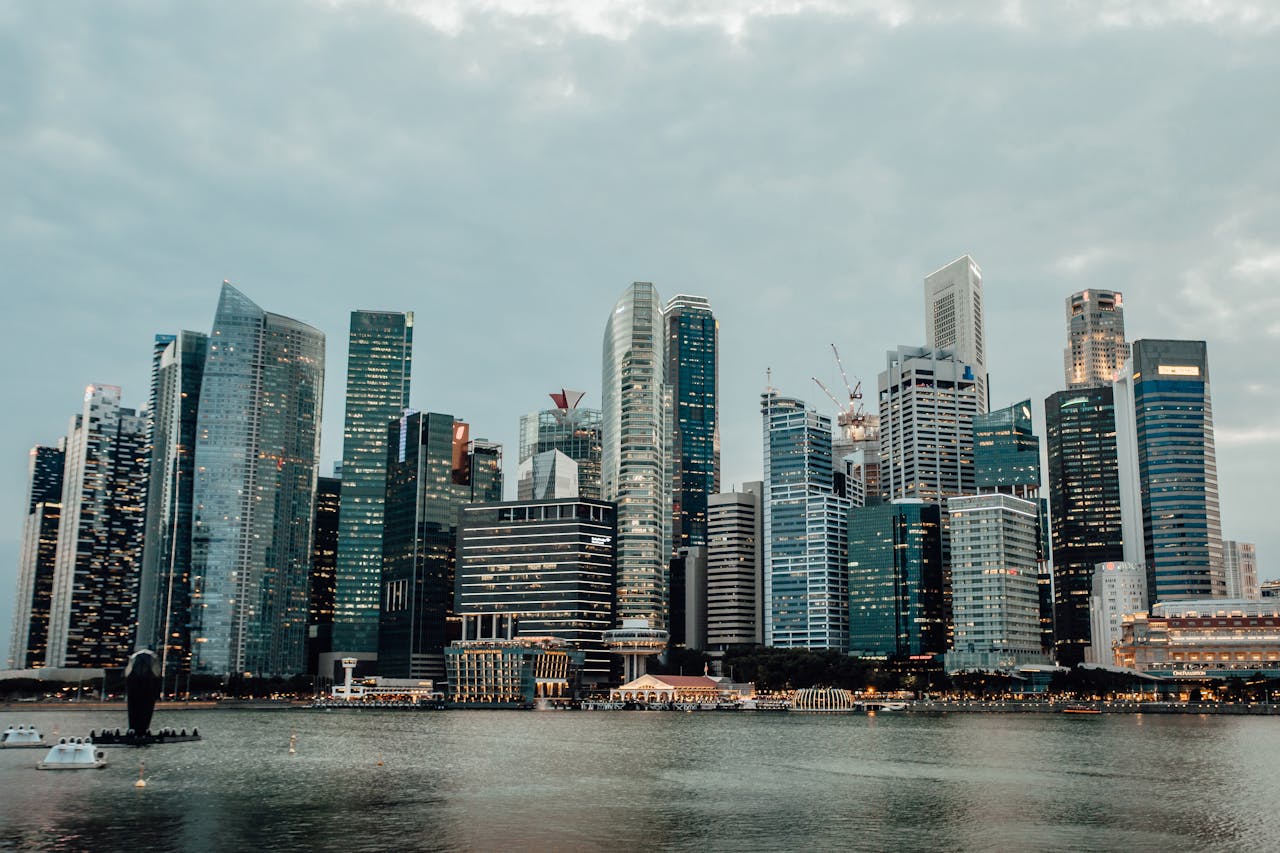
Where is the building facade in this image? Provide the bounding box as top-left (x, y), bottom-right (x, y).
top-left (924, 255), bottom-right (988, 412)
top-left (1116, 339), bottom-right (1224, 604)
top-left (669, 545), bottom-right (708, 651)
top-left (762, 391), bottom-right (851, 651)
top-left (308, 474), bottom-right (341, 672)
top-left (847, 500), bottom-right (945, 659)
top-left (1224, 540), bottom-right (1260, 601)
top-left (518, 390), bottom-right (603, 500)
top-left (1087, 561), bottom-right (1148, 665)
top-left (516, 449), bottom-right (579, 500)
top-left (1064, 289), bottom-right (1128, 389)
top-left (47, 385), bottom-right (149, 669)
top-left (1045, 386), bottom-right (1125, 666)
top-left (602, 283), bottom-right (672, 629)
top-left (1116, 600), bottom-right (1280, 679)
top-left (706, 483), bottom-right (763, 649)
top-left (190, 283), bottom-right (325, 676)
top-left (665, 295), bottom-right (719, 550)
top-left (136, 330), bottom-right (206, 682)
top-left (8, 444), bottom-right (66, 669)
top-left (332, 310), bottom-right (413, 656)
top-left (455, 498), bottom-right (616, 685)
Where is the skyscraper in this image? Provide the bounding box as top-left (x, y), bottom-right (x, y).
top-left (665, 295), bottom-right (719, 550)
top-left (762, 391), bottom-right (851, 651)
top-left (190, 283), bottom-right (325, 677)
top-left (924, 255), bottom-right (988, 412)
top-left (1115, 339), bottom-right (1224, 604)
top-left (1064, 290), bottom-right (1128, 389)
top-left (1223, 540), bottom-right (1260, 600)
top-left (308, 473), bottom-right (341, 672)
top-left (602, 283), bottom-right (672, 629)
top-left (847, 500), bottom-right (945, 659)
top-left (517, 449), bottom-right (578, 500)
top-left (136, 330), bottom-right (206, 682)
top-left (706, 483), bottom-right (763, 649)
top-left (8, 444), bottom-right (65, 669)
top-left (46, 385), bottom-right (149, 669)
top-left (333, 310), bottom-right (413, 656)
top-left (379, 412), bottom-right (503, 680)
top-left (878, 345), bottom-right (980, 503)
top-left (518, 390), bottom-right (603, 500)
top-left (1087, 561), bottom-right (1147, 665)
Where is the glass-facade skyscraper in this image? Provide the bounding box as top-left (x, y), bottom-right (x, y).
top-left (924, 255), bottom-right (988, 413)
top-left (518, 390), bottom-right (603, 500)
top-left (137, 330), bottom-right (207, 682)
top-left (762, 391), bottom-right (851, 651)
top-left (974, 400), bottom-right (1040, 497)
top-left (1064, 290), bottom-right (1128, 389)
top-left (602, 283), bottom-right (672, 630)
top-left (665, 295), bottom-right (719, 550)
top-left (379, 412), bottom-right (503, 681)
top-left (333, 310), bottom-right (413, 655)
top-left (1116, 339), bottom-right (1224, 604)
top-left (190, 283), bottom-right (325, 677)
top-left (8, 443), bottom-right (65, 669)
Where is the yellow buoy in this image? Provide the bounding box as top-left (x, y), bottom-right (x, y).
top-left (376, 754), bottom-right (384, 767)
top-left (289, 732), bottom-right (298, 755)
top-left (134, 762), bottom-right (146, 788)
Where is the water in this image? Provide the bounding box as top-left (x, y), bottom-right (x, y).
top-left (1, 708), bottom-right (1277, 851)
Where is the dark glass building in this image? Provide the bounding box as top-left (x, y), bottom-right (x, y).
top-left (665, 296), bottom-right (719, 550)
top-left (333, 310), bottom-right (413, 656)
top-left (518, 390), bottom-right (603, 500)
top-left (379, 412), bottom-right (503, 681)
top-left (8, 444), bottom-right (65, 669)
top-left (455, 498), bottom-right (616, 685)
top-left (974, 400), bottom-right (1040, 497)
top-left (137, 330), bottom-right (207, 684)
top-left (308, 474), bottom-right (341, 672)
top-left (1045, 387), bottom-right (1124, 666)
top-left (847, 501), bottom-right (945, 659)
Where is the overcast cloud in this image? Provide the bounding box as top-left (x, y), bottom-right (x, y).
top-left (3, 0), bottom-right (1278, 662)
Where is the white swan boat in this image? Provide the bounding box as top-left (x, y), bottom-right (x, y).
top-left (37, 738), bottom-right (108, 770)
top-left (0, 725), bottom-right (46, 748)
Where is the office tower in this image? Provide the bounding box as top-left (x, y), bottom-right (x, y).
top-left (944, 494), bottom-right (1048, 672)
top-left (517, 449), bottom-right (579, 500)
top-left (665, 295), bottom-right (719, 550)
top-left (455, 498), bottom-right (616, 686)
top-left (924, 255), bottom-right (988, 412)
top-left (519, 390), bottom-right (603, 500)
top-left (878, 346), bottom-right (980, 503)
top-left (46, 385), bottom-right (149, 669)
top-left (706, 483), bottom-right (763, 649)
top-left (190, 283), bottom-right (325, 677)
top-left (847, 500), bottom-right (945, 659)
top-left (1223, 540), bottom-right (1260, 600)
top-left (669, 545), bottom-right (708, 651)
top-left (833, 415), bottom-right (881, 509)
top-left (1087, 561), bottom-right (1147, 665)
top-left (602, 283), bottom-right (672, 629)
top-left (380, 412), bottom-right (502, 680)
top-left (1115, 340), bottom-right (1224, 604)
top-left (307, 474), bottom-right (341, 672)
top-left (136, 330), bottom-right (207, 683)
top-left (8, 444), bottom-right (65, 669)
top-left (332, 310), bottom-right (413, 656)
top-left (762, 391), bottom-right (851, 651)
top-left (1065, 290), bottom-right (1129, 389)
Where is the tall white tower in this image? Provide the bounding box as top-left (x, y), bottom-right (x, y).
top-left (925, 255), bottom-right (988, 413)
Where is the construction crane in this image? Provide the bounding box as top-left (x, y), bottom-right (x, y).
top-left (812, 344), bottom-right (869, 431)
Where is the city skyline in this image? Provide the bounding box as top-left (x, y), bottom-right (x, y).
top-left (4, 2), bottom-right (1279, 664)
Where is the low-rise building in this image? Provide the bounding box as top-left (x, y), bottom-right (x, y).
top-left (445, 635), bottom-right (583, 707)
top-left (610, 673), bottom-right (733, 704)
top-left (1115, 600), bottom-right (1280, 679)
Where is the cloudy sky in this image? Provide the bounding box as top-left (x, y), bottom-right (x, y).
top-left (4, 1), bottom-right (1278, 663)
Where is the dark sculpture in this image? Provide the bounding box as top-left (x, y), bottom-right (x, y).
top-left (125, 648), bottom-right (162, 735)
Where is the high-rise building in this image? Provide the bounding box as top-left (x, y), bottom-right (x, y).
top-left (944, 493), bottom-right (1048, 673)
top-left (190, 283), bottom-right (325, 677)
top-left (665, 295), bottom-right (719, 550)
top-left (332, 310), bottom-right (413, 656)
top-left (1224, 541), bottom-right (1260, 601)
top-left (519, 390), bottom-right (603, 500)
top-left (847, 500), bottom-right (945, 659)
top-left (602, 283), bottom-right (672, 629)
top-left (706, 483), bottom-right (763, 649)
top-left (669, 545), bottom-right (708, 651)
top-left (47, 385), bottom-right (149, 669)
top-left (136, 330), bottom-right (207, 683)
top-left (8, 444), bottom-right (65, 669)
top-left (833, 415), bottom-right (881, 509)
top-left (307, 473), bottom-right (341, 673)
top-left (379, 412), bottom-right (502, 681)
top-left (762, 391), bottom-right (851, 651)
top-left (1115, 340), bottom-right (1224, 604)
top-left (924, 255), bottom-right (988, 412)
top-left (456, 498), bottom-right (616, 685)
top-left (1064, 290), bottom-right (1129, 389)
top-left (1087, 561), bottom-right (1147, 665)
top-left (878, 345), bottom-right (980, 504)
top-left (517, 449), bottom-right (579, 501)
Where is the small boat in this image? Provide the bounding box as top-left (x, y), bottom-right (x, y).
top-left (37, 738), bottom-right (108, 770)
top-left (1061, 705), bottom-right (1102, 715)
top-left (1, 725), bottom-right (46, 749)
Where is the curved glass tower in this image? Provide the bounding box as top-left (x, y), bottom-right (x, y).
top-left (190, 283), bottom-right (324, 676)
top-left (602, 282), bottom-right (671, 630)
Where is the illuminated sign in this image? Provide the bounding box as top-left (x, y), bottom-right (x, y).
top-left (1157, 365), bottom-right (1200, 377)
top-left (590, 536), bottom-right (612, 546)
